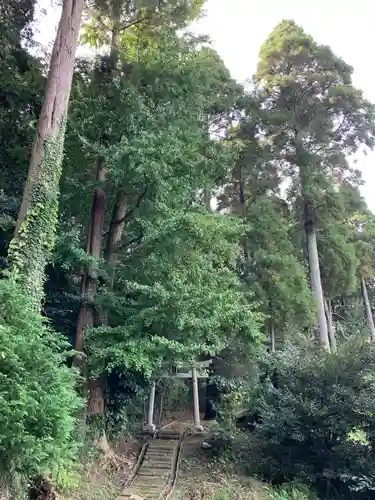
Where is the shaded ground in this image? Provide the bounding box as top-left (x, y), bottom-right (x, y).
top-left (65, 422), bottom-right (270, 500)
top-left (173, 431), bottom-right (268, 500)
top-left (64, 438), bottom-right (140, 500)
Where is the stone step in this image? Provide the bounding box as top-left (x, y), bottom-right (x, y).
top-left (133, 475), bottom-right (167, 481)
top-left (138, 471), bottom-right (170, 478)
top-left (146, 450), bottom-right (174, 456)
top-left (155, 433), bottom-right (181, 441)
top-left (149, 442), bottom-right (177, 447)
top-left (129, 484), bottom-right (165, 490)
top-left (142, 464), bottom-right (171, 469)
top-left (125, 485), bottom-right (164, 492)
top-left (126, 487), bottom-right (164, 493)
top-left (141, 462), bottom-right (171, 468)
top-left (122, 487), bottom-right (164, 494)
top-left (146, 450), bottom-right (174, 455)
top-left (119, 434), bottom-right (180, 499)
top-left (133, 491), bottom-right (163, 497)
top-left (145, 452), bottom-right (174, 457)
top-left (147, 447), bottom-right (175, 454)
top-left (147, 449), bottom-right (175, 454)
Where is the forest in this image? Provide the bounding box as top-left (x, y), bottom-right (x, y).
top-left (2, 1), bottom-right (375, 499)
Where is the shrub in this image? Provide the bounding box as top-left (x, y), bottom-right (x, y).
top-left (248, 336), bottom-right (375, 498)
top-left (266, 484), bottom-right (318, 500)
top-left (0, 278), bottom-right (82, 489)
top-left (204, 429), bottom-right (235, 458)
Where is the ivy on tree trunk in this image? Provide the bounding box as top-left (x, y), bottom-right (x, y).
top-left (8, 0), bottom-right (85, 306)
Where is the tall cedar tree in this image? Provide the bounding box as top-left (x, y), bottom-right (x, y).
top-left (7, 0), bottom-right (85, 305)
top-left (72, 0), bottom-right (204, 417)
top-left (0, 1), bottom-right (82, 486)
top-left (63, 27), bottom-right (253, 438)
top-left (219, 122), bottom-right (314, 349)
top-left (343, 184), bottom-right (375, 341)
top-left (0, 0), bottom-right (44, 262)
top-left (256, 20), bottom-right (375, 348)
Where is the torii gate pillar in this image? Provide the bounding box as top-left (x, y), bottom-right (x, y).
top-left (192, 366), bottom-right (204, 432)
top-left (143, 380), bottom-right (156, 433)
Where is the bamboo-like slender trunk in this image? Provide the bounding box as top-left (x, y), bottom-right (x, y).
top-left (270, 322), bottom-right (276, 353)
top-left (297, 135), bottom-right (329, 349)
top-left (324, 298), bottom-right (337, 352)
top-left (238, 165), bottom-right (250, 274)
top-left (361, 277), bottom-right (375, 343)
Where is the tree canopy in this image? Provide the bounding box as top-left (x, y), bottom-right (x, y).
top-left (2, 7), bottom-right (375, 500)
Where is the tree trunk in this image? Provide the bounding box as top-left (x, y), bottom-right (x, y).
top-left (73, 159), bottom-right (107, 366)
top-left (306, 222), bottom-right (330, 348)
top-left (85, 14), bottom-right (125, 429)
top-left (87, 378), bottom-right (105, 417)
top-left (203, 187), bottom-right (211, 211)
top-left (104, 190), bottom-right (127, 271)
top-left (361, 277), bottom-right (375, 343)
top-left (296, 136), bottom-right (329, 349)
top-left (8, 0), bottom-right (84, 304)
top-left (238, 165), bottom-right (250, 275)
top-left (77, 161), bottom-right (107, 421)
top-left (270, 322), bottom-right (276, 353)
top-left (324, 298), bottom-right (337, 352)
top-left (86, 190), bottom-right (127, 417)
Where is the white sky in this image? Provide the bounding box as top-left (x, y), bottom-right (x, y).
top-left (35, 0), bottom-right (375, 210)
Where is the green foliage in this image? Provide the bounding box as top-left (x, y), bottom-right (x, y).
top-left (318, 223), bottom-right (358, 299)
top-left (0, 45), bottom-right (43, 202)
top-left (64, 31), bottom-right (241, 227)
top-left (8, 122), bottom-right (67, 305)
top-left (0, 278), bottom-right (82, 485)
top-left (335, 299), bottom-right (369, 341)
top-left (81, 0), bottom-right (204, 49)
top-left (246, 196), bottom-right (315, 332)
top-left (254, 19), bottom-right (375, 345)
top-left (257, 19), bottom-right (375, 151)
top-left (0, 0), bottom-right (36, 41)
top-left (172, 481), bottom-right (315, 500)
top-left (3, 6), bottom-right (375, 499)
top-left (219, 117), bottom-right (314, 346)
top-left (248, 336), bottom-right (375, 498)
top-left (60, 30), bottom-right (257, 389)
top-left (349, 208), bottom-right (375, 280)
top-left (266, 485), bottom-right (317, 500)
top-left (256, 19), bottom-right (375, 211)
top-left (0, 0), bottom-right (44, 265)
top-left (87, 212), bottom-right (263, 377)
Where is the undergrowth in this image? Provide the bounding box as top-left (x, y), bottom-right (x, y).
top-left (0, 278), bottom-right (82, 492)
top-left (174, 483), bottom-right (316, 499)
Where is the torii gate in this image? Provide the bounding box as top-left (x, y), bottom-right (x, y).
top-left (143, 360), bottom-right (212, 433)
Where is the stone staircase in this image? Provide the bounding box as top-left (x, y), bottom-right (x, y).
top-left (118, 430), bottom-right (181, 500)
